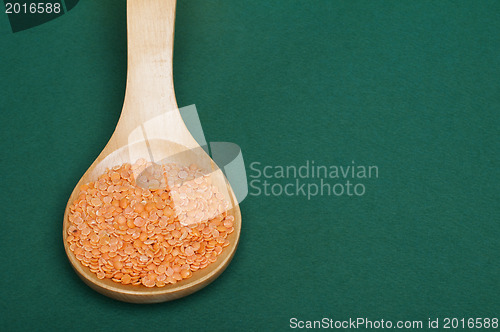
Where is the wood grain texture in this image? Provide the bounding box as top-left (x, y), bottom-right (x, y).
top-left (62, 0), bottom-right (241, 303)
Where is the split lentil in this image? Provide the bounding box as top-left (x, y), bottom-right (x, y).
top-left (67, 159), bottom-right (234, 288)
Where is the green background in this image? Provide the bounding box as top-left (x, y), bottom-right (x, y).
top-left (1, 1), bottom-right (499, 331)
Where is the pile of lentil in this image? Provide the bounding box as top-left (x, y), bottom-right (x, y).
top-left (66, 159), bottom-right (234, 288)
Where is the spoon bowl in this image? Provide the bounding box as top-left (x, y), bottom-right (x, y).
top-left (63, 0), bottom-right (241, 303)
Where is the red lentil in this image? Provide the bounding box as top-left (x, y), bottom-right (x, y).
top-left (67, 160), bottom-right (234, 287)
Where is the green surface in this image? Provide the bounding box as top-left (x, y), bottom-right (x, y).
top-left (1, 1), bottom-right (499, 331)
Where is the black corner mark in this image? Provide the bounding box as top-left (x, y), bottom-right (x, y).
top-left (4, 0), bottom-right (80, 33)
top-left (64, 0), bottom-right (78, 11)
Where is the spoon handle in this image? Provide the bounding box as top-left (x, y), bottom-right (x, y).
top-left (118, 0), bottom-right (181, 132)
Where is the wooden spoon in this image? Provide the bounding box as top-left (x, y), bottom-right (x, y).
top-left (63, 0), bottom-right (241, 303)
